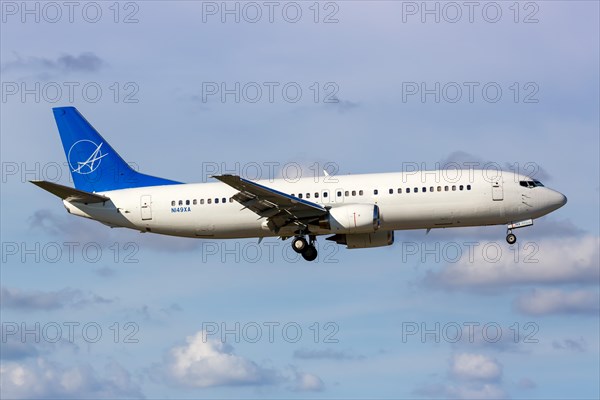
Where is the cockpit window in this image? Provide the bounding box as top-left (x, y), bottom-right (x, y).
top-left (520, 180), bottom-right (543, 188)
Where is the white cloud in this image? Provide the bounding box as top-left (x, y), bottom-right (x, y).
top-left (450, 324), bottom-right (526, 353)
top-left (415, 353), bottom-right (507, 399)
top-left (446, 383), bottom-right (507, 400)
top-left (425, 236), bottom-right (599, 290)
top-left (552, 337), bottom-right (587, 352)
top-left (516, 377), bottom-right (537, 390)
top-left (0, 359), bottom-right (141, 399)
top-left (160, 331), bottom-right (327, 391)
top-left (291, 371), bottom-right (324, 392)
top-left (514, 288), bottom-right (600, 316)
top-left (450, 353), bottom-right (502, 382)
top-left (165, 331), bottom-right (278, 388)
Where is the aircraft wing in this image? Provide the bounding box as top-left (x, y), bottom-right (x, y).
top-left (30, 180), bottom-right (110, 204)
top-left (213, 174), bottom-right (327, 233)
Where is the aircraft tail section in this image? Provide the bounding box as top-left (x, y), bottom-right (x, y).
top-left (53, 107), bottom-right (181, 192)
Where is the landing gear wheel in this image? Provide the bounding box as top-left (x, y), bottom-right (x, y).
top-left (301, 245), bottom-right (318, 261)
top-left (506, 233), bottom-right (517, 245)
top-left (292, 237), bottom-right (308, 253)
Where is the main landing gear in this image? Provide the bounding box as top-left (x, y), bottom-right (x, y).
top-left (292, 235), bottom-right (318, 261)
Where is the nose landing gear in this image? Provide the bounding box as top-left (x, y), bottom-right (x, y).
top-left (505, 219), bottom-right (533, 245)
top-left (291, 235), bottom-right (318, 261)
top-left (506, 232), bottom-right (517, 245)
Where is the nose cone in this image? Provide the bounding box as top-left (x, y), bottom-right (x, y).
top-left (546, 190), bottom-right (567, 211)
top-left (558, 192), bottom-right (567, 207)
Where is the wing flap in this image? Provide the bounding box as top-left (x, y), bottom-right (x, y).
top-left (30, 180), bottom-right (110, 204)
top-left (214, 174), bottom-right (327, 232)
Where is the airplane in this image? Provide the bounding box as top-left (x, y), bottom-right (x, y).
top-left (31, 107), bottom-right (567, 261)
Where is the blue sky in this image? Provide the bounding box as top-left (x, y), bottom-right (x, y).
top-left (1, 1), bottom-right (599, 398)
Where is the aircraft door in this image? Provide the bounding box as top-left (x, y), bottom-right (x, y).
top-left (491, 180), bottom-right (504, 201)
top-left (141, 195), bottom-right (153, 220)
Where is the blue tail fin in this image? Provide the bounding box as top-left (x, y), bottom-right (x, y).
top-left (53, 107), bottom-right (181, 192)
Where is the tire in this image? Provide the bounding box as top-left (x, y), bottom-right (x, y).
top-left (506, 233), bottom-right (517, 245)
top-left (301, 245), bottom-right (318, 261)
top-left (292, 237), bottom-right (308, 253)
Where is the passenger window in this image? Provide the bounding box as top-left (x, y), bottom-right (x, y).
top-left (407, 188), bottom-right (411, 193)
top-left (467, 185), bottom-right (471, 190)
top-left (222, 198), bottom-right (226, 203)
top-left (398, 188), bottom-right (402, 194)
top-left (352, 190), bottom-right (356, 196)
top-left (359, 190), bottom-right (364, 196)
top-left (291, 194), bottom-right (295, 197)
top-left (429, 186), bottom-right (434, 192)
top-left (171, 201), bottom-right (175, 206)
top-left (215, 198), bottom-right (219, 204)
top-left (374, 189), bottom-right (378, 195)
top-left (459, 185), bottom-right (464, 191)
top-left (186, 200), bottom-right (190, 205)
top-left (306, 193), bottom-right (310, 199)
top-left (414, 187), bottom-right (418, 193)
top-left (179, 200), bottom-right (183, 206)
top-left (437, 186), bottom-right (441, 192)
top-left (337, 191), bottom-right (343, 197)
top-left (193, 199), bottom-right (197, 205)
top-left (207, 199), bottom-right (212, 204)
top-left (200, 199), bottom-right (205, 205)
top-left (298, 193), bottom-right (303, 199)
top-left (323, 192), bottom-right (328, 198)
top-left (344, 191), bottom-right (349, 196)
top-left (229, 198), bottom-right (233, 203)
top-left (422, 187), bottom-right (427, 193)
top-left (452, 185), bottom-right (456, 191)
top-left (389, 188), bottom-right (393, 194)
top-left (314, 192), bottom-right (319, 198)
top-left (445, 186), bottom-right (449, 191)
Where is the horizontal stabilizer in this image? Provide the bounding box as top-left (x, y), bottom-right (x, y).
top-left (30, 180), bottom-right (110, 204)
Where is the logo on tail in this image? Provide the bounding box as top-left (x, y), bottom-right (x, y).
top-left (68, 140), bottom-right (106, 174)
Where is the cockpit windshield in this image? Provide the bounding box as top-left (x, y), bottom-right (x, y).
top-left (519, 180), bottom-right (544, 188)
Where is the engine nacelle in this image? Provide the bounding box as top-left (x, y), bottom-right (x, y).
top-left (321, 204), bottom-right (380, 234)
top-left (327, 230), bottom-right (394, 249)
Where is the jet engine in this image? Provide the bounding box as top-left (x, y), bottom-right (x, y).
top-left (319, 204), bottom-right (381, 234)
top-left (327, 230), bottom-right (394, 249)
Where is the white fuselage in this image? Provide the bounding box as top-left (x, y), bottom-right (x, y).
top-left (62, 170), bottom-right (566, 239)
